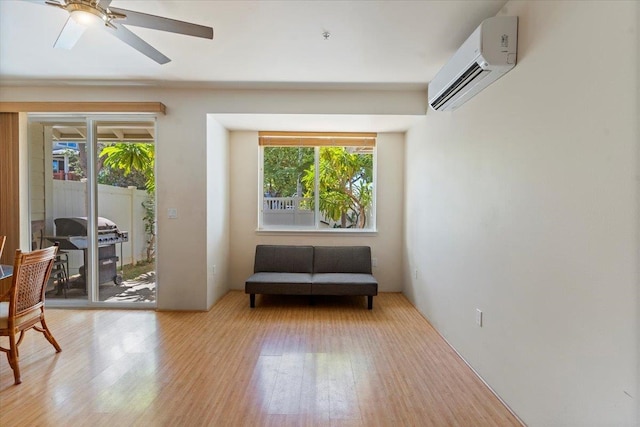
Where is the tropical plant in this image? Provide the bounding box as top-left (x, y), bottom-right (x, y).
top-left (100, 143), bottom-right (155, 192)
top-left (58, 148), bottom-right (86, 179)
top-left (74, 143), bottom-right (107, 181)
top-left (100, 142), bottom-right (156, 261)
top-left (263, 147), bottom-right (314, 197)
top-left (302, 147), bottom-right (373, 228)
top-left (98, 166), bottom-right (148, 189)
top-left (141, 196), bottom-right (156, 262)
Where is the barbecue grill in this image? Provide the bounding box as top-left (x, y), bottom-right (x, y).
top-left (46, 217), bottom-right (129, 288)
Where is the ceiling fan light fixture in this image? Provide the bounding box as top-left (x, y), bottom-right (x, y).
top-left (70, 10), bottom-right (103, 27)
top-left (67, 3), bottom-right (108, 27)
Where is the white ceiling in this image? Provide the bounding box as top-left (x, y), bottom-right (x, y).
top-left (1, 0), bottom-right (507, 132)
top-left (0, 0), bottom-right (507, 88)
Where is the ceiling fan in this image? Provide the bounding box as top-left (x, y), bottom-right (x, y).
top-left (27, 0), bottom-right (214, 64)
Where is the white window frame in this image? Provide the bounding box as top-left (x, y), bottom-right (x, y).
top-left (257, 132), bottom-right (377, 233)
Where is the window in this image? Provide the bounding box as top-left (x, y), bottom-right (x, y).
top-left (259, 132), bottom-right (376, 231)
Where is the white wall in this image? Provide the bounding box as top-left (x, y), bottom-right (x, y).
top-left (228, 131), bottom-right (404, 294)
top-left (0, 86), bottom-right (425, 310)
top-left (206, 116), bottom-right (230, 308)
top-left (404, 1), bottom-right (638, 426)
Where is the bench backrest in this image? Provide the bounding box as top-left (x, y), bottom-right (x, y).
top-left (254, 245), bottom-right (314, 273)
top-left (313, 246), bottom-right (372, 274)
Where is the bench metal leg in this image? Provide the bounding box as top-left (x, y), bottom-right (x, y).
top-left (250, 294), bottom-right (255, 308)
top-left (368, 296), bottom-right (373, 310)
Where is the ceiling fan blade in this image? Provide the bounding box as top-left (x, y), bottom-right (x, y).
top-left (24, 0), bottom-right (111, 8)
top-left (21, 0), bottom-right (63, 7)
top-left (106, 23), bottom-right (170, 64)
top-left (21, 0), bottom-right (57, 4)
top-left (109, 7), bottom-right (213, 39)
top-left (54, 15), bottom-right (86, 49)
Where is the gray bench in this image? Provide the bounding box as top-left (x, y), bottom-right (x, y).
top-left (245, 245), bottom-right (378, 309)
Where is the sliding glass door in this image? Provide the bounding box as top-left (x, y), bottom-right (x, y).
top-left (28, 114), bottom-right (157, 308)
top-left (94, 118), bottom-right (156, 303)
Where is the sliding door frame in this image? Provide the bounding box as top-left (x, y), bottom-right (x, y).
top-left (26, 112), bottom-right (158, 308)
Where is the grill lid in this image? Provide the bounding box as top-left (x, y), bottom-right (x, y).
top-left (54, 217), bottom-right (119, 236)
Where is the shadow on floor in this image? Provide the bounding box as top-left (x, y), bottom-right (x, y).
top-left (46, 271), bottom-right (156, 303)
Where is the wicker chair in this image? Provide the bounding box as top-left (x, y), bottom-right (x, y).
top-left (0, 246), bottom-right (62, 385)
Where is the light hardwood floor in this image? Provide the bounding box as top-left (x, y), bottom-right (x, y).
top-left (0, 291), bottom-right (522, 426)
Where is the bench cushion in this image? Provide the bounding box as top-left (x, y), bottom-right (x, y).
top-left (313, 246), bottom-right (372, 274)
top-left (254, 245), bottom-right (314, 273)
top-left (245, 272), bottom-right (313, 295)
top-left (311, 273), bottom-right (378, 296)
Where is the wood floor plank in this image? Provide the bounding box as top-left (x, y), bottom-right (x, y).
top-left (0, 291), bottom-right (522, 426)
top-left (269, 352), bottom-right (305, 415)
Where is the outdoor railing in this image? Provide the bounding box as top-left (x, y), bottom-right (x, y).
top-left (263, 197), bottom-right (313, 211)
top-left (263, 197), bottom-right (314, 226)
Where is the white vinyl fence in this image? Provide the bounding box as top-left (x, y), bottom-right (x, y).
top-left (52, 180), bottom-right (151, 275)
top-left (263, 196), bottom-right (315, 227)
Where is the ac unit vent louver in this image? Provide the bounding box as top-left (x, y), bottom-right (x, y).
top-left (430, 62), bottom-right (490, 110)
top-left (428, 16), bottom-right (518, 112)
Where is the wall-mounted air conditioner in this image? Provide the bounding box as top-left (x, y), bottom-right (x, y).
top-left (428, 16), bottom-right (518, 112)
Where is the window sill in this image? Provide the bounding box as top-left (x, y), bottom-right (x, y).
top-left (256, 228), bottom-right (378, 236)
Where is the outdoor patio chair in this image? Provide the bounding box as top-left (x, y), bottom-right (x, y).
top-left (0, 246), bottom-right (62, 385)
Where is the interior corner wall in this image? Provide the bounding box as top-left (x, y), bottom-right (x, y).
top-left (206, 116), bottom-right (230, 309)
top-left (227, 131), bottom-right (405, 294)
top-left (404, 1), bottom-right (639, 426)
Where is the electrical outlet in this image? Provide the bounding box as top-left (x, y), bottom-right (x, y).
top-left (414, 268), bottom-right (418, 279)
top-left (168, 208), bottom-right (178, 219)
top-left (476, 309), bottom-right (483, 327)
top-left (212, 264), bottom-right (216, 275)
top-left (372, 258), bottom-right (378, 267)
